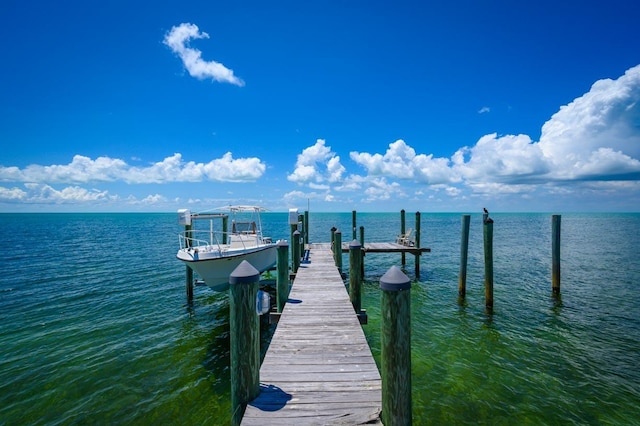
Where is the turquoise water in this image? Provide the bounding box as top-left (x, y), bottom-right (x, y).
top-left (1, 212), bottom-right (639, 425)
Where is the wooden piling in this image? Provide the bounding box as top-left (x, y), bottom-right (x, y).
top-left (349, 240), bottom-right (363, 314)
top-left (185, 268), bottom-right (193, 302)
top-left (400, 209), bottom-right (406, 266)
top-left (380, 266), bottom-right (412, 426)
top-left (290, 223), bottom-right (298, 269)
top-left (458, 214), bottom-right (471, 298)
top-left (552, 215), bottom-right (561, 295)
top-left (222, 216), bottom-right (229, 244)
top-left (483, 215), bottom-right (494, 310)
top-left (276, 240), bottom-right (289, 312)
top-left (352, 210), bottom-right (357, 240)
top-left (334, 229), bottom-right (343, 272)
top-left (293, 230), bottom-right (301, 273)
top-left (184, 223), bottom-right (193, 302)
top-left (304, 210), bottom-right (309, 247)
top-left (330, 226), bottom-right (337, 256)
top-left (359, 225), bottom-right (365, 278)
top-left (415, 211), bottom-right (421, 279)
top-left (229, 261), bottom-right (261, 426)
top-left (298, 214), bottom-right (305, 261)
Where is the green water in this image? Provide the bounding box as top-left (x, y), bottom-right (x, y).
top-left (0, 212), bottom-right (638, 425)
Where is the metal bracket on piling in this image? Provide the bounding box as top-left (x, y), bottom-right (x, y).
top-left (269, 310), bottom-right (282, 324)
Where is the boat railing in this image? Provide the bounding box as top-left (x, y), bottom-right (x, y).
top-left (178, 229), bottom-right (268, 253)
top-left (178, 229), bottom-right (225, 252)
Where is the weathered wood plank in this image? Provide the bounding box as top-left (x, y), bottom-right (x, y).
top-left (241, 247), bottom-right (382, 425)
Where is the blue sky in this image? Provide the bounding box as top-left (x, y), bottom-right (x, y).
top-left (1, 0), bottom-right (639, 213)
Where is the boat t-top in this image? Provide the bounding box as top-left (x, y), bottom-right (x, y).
top-left (176, 205), bottom-right (277, 292)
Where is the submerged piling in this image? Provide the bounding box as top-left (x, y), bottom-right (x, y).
top-left (458, 214), bottom-right (471, 298)
top-left (380, 266), bottom-right (412, 426)
top-left (552, 215), bottom-right (561, 295)
top-left (229, 261), bottom-right (261, 425)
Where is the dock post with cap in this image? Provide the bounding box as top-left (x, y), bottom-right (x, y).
top-left (229, 261), bottom-right (261, 425)
top-left (380, 266), bottom-right (412, 425)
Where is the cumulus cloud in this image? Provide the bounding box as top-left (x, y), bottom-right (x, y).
top-left (350, 139), bottom-right (457, 184)
top-left (538, 65), bottom-right (640, 180)
top-left (136, 194), bottom-right (168, 205)
top-left (450, 64), bottom-right (640, 189)
top-left (288, 64), bottom-right (640, 206)
top-left (163, 23), bottom-right (245, 86)
top-left (0, 153), bottom-right (266, 184)
top-left (0, 186), bottom-right (27, 201)
top-left (362, 178), bottom-right (405, 202)
top-left (287, 139), bottom-right (345, 184)
top-left (452, 133), bottom-right (549, 184)
top-left (0, 184), bottom-right (176, 207)
top-left (11, 183), bottom-right (113, 204)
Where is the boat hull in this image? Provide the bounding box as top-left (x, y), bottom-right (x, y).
top-left (177, 244), bottom-right (277, 292)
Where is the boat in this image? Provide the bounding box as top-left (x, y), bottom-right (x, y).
top-left (176, 206), bottom-right (278, 292)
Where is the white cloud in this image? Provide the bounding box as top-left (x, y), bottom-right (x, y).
top-left (538, 64), bottom-right (640, 180)
top-left (326, 156), bottom-right (346, 183)
top-left (362, 178), bottom-right (404, 202)
top-left (283, 189), bottom-right (328, 205)
top-left (136, 194), bottom-right (168, 205)
top-left (450, 64), bottom-right (640, 189)
top-left (287, 139), bottom-right (345, 184)
top-left (452, 133), bottom-right (549, 184)
top-left (0, 183), bottom-right (183, 208)
top-left (0, 153), bottom-right (266, 184)
top-left (334, 174), bottom-right (365, 192)
top-left (0, 186), bottom-right (27, 201)
top-left (163, 23), bottom-right (245, 86)
top-left (478, 106), bottom-right (491, 114)
top-left (350, 139), bottom-right (457, 184)
top-left (16, 183), bottom-right (112, 204)
top-left (287, 65), bottom-right (640, 206)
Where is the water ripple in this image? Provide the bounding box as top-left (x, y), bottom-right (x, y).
top-left (1, 212), bottom-right (639, 425)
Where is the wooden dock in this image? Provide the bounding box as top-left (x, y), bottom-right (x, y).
top-left (339, 241), bottom-right (431, 255)
top-left (241, 246), bottom-right (382, 425)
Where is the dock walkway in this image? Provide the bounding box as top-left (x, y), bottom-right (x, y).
top-left (241, 246), bottom-right (382, 425)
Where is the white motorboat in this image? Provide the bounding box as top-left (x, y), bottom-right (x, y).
top-left (176, 206), bottom-right (277, 292)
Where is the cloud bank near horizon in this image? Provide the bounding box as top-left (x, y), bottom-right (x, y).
top-left (288, 64), bottom-right (640, 202)
top-left (2, 64), bottom-right (640, 209)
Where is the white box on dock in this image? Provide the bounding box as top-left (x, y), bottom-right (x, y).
top-left (177, 209), bottom-right (191, 226)
top-left (288, 208), bottom-right (299, 225)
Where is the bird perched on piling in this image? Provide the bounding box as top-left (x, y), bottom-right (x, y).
top-left (483, 207), bottom-right (493, 223)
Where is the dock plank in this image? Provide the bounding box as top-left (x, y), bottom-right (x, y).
top-left (241, 247), bottom-right (382, 425)
top-left (309, 241), bottom-right (430, 255)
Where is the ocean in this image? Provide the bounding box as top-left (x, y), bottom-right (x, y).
top-left (1, 212), bottom-right (639, 425)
